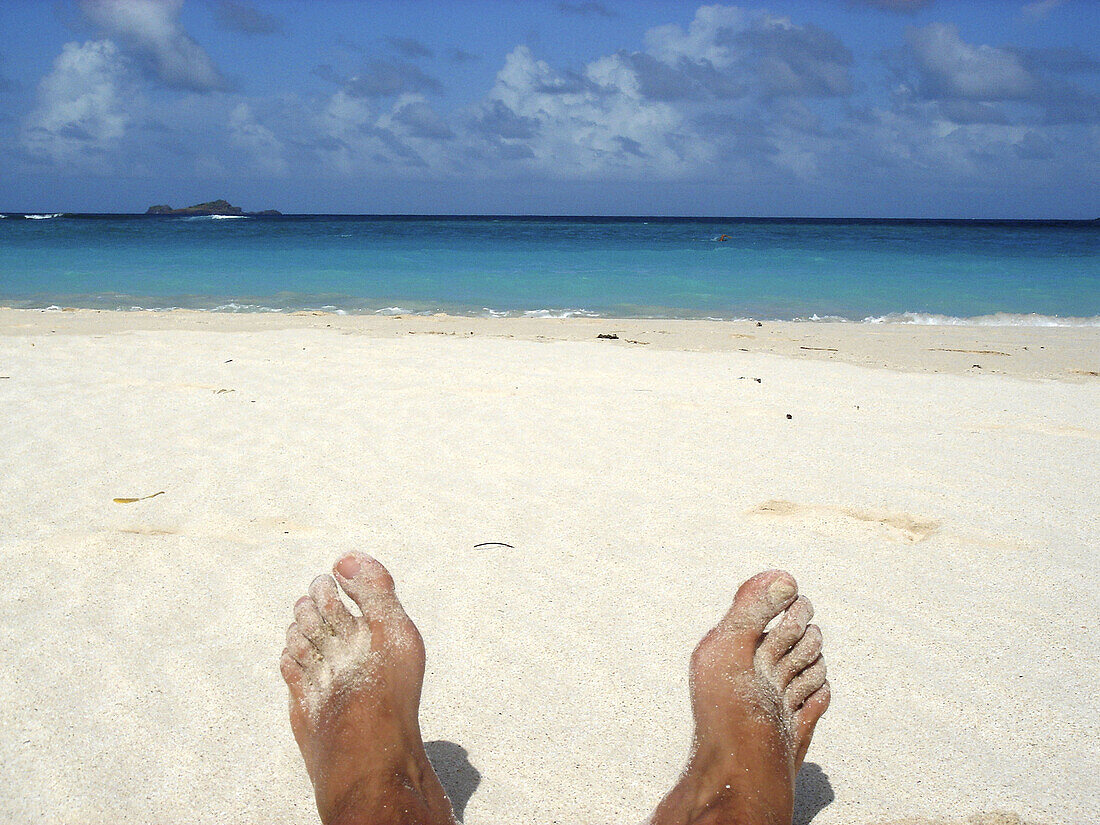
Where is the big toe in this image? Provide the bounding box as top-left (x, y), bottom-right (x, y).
top-left (333, 552), bottom-right (416, 637)
top-left (718, 570), bottom-right (798, 636)
top-left (334, 551), bottom-right (396, 599)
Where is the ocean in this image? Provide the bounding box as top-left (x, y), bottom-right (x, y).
top-left (1, 214), bottom-right (1097, 323)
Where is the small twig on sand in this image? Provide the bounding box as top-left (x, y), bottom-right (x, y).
top-left (113, 491), bottom-right (165, 504)
top-left (930, 348), bottom-right (1009, 356)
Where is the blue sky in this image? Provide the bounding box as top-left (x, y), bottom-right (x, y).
top-left (0, 0), bottom-right (1098, 217)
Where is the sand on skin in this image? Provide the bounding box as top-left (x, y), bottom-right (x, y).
top-left (0, 308), bottom-right (1097, 825)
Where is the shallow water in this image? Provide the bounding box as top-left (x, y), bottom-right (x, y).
top-left (1, 214), bottom-right (1096, 323)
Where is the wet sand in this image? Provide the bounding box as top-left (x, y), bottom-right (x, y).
top-left (0, 308), bottom-right (1096, 824)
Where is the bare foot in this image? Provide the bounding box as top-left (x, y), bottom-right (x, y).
top-left (650, 571), bottom-right (831, 825)
top-left (280, 552), bottom-right (457, 825)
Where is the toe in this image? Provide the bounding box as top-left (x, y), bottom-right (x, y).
top-left (777, 624), bottom-right (823, 686)
top-left (786, 657), bottom-right (827, 711)
top-left (308, 575), bottom-right (354, 636)
top-left (333, 552), bottom-right (396, 597)
top-left (293, 596), bottom-right (331, 650)
top-left (717, 570), bottom-right (798, 636)
top-left (280, 648), bottom-right (304, 689)
top-left (794, 681), bottom-right (831, 767)
top-left (332, 553), bottom-right (425, 665)
top-left (757, 596), bottom-right (813, 667)
top-left (332, 552), bottom-right (410, 625)
top-left (797, 681), bottom-right (831, 729)
top-left (286, 623), bottom-right (318, 665)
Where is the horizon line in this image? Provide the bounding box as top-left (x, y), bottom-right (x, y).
top-left (2, 211), bottom-right (1097, 223)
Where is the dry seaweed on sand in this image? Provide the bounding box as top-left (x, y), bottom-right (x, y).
top-left (113, 491), bottom-right (165, 504)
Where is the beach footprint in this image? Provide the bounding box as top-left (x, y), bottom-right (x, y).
top-left (750, 499), bottom-right (940, 543)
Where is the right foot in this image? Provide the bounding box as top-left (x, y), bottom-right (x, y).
top-left (280, 552), bottom-right (457, 825)
top-left (650, 571), bottom-right (831, 825)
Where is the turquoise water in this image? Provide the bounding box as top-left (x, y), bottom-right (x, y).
top-left (1, 214), bottom-right (1097, 322)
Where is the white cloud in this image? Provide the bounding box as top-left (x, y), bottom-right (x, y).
top-left (471, 5), bottom-right (854, 180)
top-left (891, 22), bottom-right (1099, 125)
top-left (905, 23), bottom-right (1037, 100)
top-left (854, 101), bottom-right (1054, 185)
top-left (80, 0), bottom-right (225, 91)
top-left (22, 40), bottom-right (130, 167)
top-left (15, 1), bottom-right (1090, 203)
top-left (387, 97), bottom-right (454, 140)
top-left (486, 45), bottom-right (698, 178)
top-left (229, 102), bottom-right (287, 174)
top-left (645, 4), bottom-right (748, 68)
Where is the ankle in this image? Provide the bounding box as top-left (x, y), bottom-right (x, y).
top-left (652, 749), bottom-right (793, 825)
top-left (321, 764), bottom-right (449, 825)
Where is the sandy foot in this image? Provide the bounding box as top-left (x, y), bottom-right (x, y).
top-left (650, 570), bottom-right (831, 825)
top-left (280, 553), bottom-right (457, 825)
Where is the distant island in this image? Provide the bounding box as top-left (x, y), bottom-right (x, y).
top-left (145, 199), bottom-right (281, 216)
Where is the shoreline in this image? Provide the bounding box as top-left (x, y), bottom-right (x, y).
top-left (3, 306), bottom-right (1097, 382)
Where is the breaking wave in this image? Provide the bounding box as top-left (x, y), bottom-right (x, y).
top-left (861, 312), bottom-right (1100, 327)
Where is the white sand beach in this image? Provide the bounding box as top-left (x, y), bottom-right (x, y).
top-left (0, 308), bottom-right (1097, 825)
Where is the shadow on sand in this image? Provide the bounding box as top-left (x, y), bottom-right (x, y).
top-left (425, 740), bottom-right (481, 822)
top-left (425, 740), bottom-right (832, 824)
top-left (794, 762), bottom-right (835, 825)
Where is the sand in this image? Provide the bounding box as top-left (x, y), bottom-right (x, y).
top-left (0, 308), bottom-right (1096, 825)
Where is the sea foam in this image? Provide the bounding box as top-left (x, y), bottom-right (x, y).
top-left (862, 312), bottom-right (1100, 327)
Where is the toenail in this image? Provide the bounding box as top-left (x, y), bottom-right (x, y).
top-left (311, 575), bottom-right (328, 588)
top-left (295, 595), bottom-right (311, 607)
top-left (336, 554), bottom-right (361, 578)
top-left (768, 576), bottom-right (796, 602)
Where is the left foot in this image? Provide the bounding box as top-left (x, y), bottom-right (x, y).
top-left (280, 552), bottom-right (457, 825)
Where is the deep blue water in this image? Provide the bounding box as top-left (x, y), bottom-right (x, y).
top-left (1, 214), bottom-right (1097, 323)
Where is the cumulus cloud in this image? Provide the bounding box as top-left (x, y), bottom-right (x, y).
top-left (315, 90), bottom-right (372, 173)
top-left (904, 23), bottom-right (1037, 100)
top-left (613, 51), bottom-right (744, 101)
top-left (214, 0), bottom-right (283, 35)
top-left (645, 6), bottom-right (853, 98)
top-left (79, 0), bottom-right (225, 91)
top-left (389, 98), bottom-right (453, 139)
top-left (312, 89), bottom-right (449, 173)
top-left (484, 45), bottom-right (699, 177)
top-left (15, 0), bottom-right (1091, 204)
top-left (645, 5), bottom-right (748, 68)
top-left (464, 6), bottom-right (855, 179)
top-left (22, 40), bottom-right (130, 166)
top-left (732, 19), bottom-right (853, 97)
top-left (229, 102), bottom-right (287, 174)
top-left (472, 99), bottom-right (540, 139)
top-left (892, 23), bottom-right (1100, 124)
